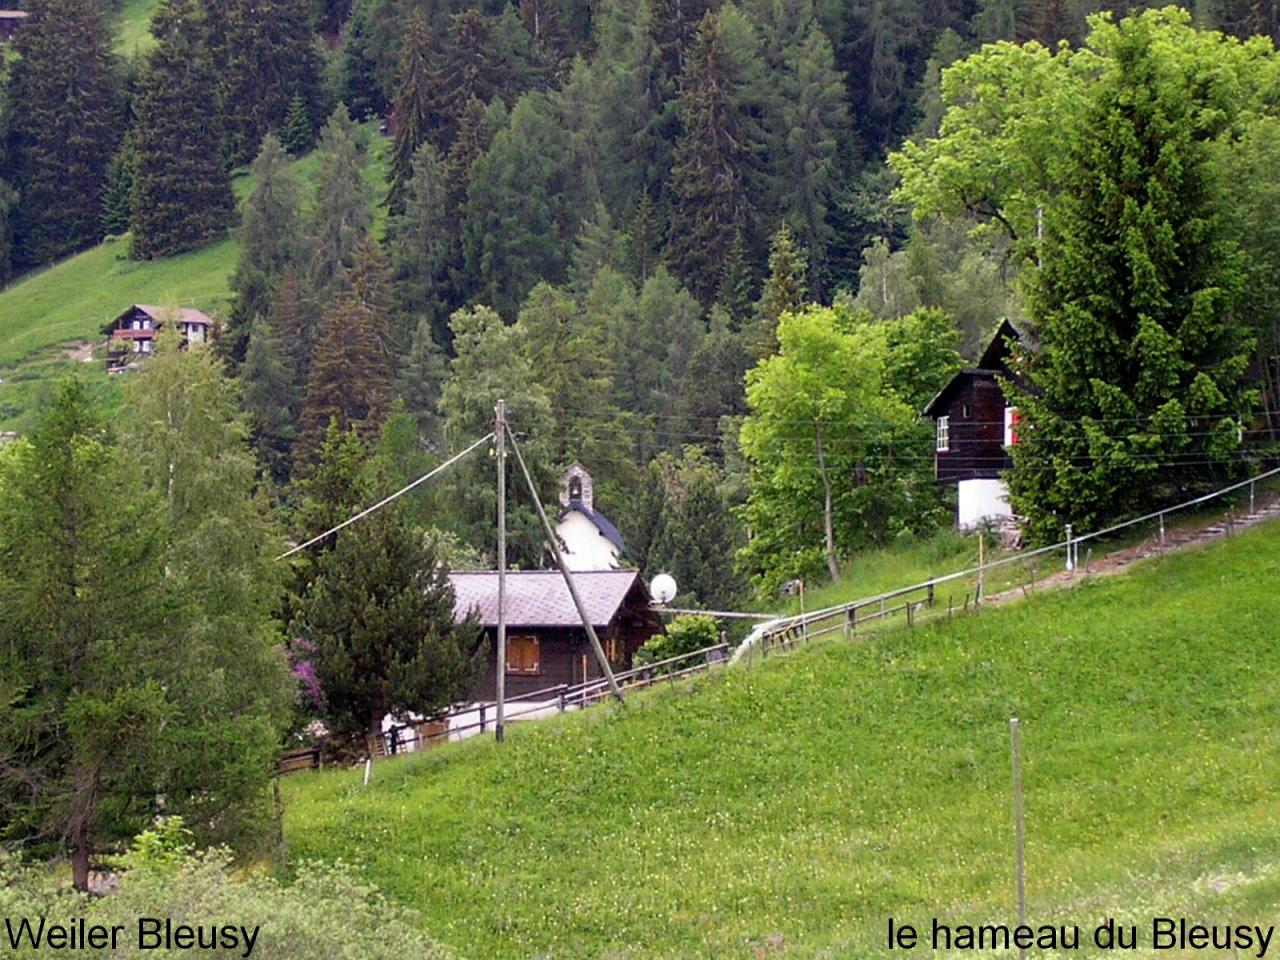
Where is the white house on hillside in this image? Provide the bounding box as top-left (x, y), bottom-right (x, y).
top-left (555, 462), bottom-right (625, 571)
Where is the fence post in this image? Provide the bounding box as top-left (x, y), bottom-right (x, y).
top-left (1064, 524), bottom-right (1074, 574)
top-left (1158, 512), bottom-right (1165, 548)
top-left (479, 704), bottom-right (486, 734)
top-left (927, 582), bottom-right (936, 607)
top-left (906, 601), bottom-right (914, 628)
top-left (558, 688), bottom-right (566, 713)
top-left (1251, 480), bottom-right (1256, 515)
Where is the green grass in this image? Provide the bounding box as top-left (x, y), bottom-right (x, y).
top-left (112, 0), bottom-right (159, 57)
top-left (282, 518), bottom-right (1280, 960)
top-left (0, 131), bottom-right (390, 431)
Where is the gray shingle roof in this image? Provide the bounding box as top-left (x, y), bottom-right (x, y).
top-left (448, 569), bottom-right (642, 628)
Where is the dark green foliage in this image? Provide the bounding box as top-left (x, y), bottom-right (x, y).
top-left (280, 95), bottom-right (317, 155)
top-left (389, 141), bottom-right (458, 349)
top-left (715, 229), bottom-right (757, 328)
top-left (130, 0), bottom-right (234, 259)
top-left (386, 10), bottom-right (433, 214)
top-left (242, 318), bottom-right (299, 484)
top-left (1007, 12), bottom-right (1259, 541)
top-left (463, 91), bottom-right (585, 316)
top-left (638, 449), bottom-right (745, 609)
top-left (228, 133), bottom-right (303, 362)
top-left (9, 0), bottom-right (122, 266)
top-left (754, 222), bottom-right (810, 355)
top-left (338, 1), bottom-right (389, 121)
top-left (297, 502), bottom-right (484, 749)
top-left (667, 9), bottom-right (768, 302)
top-left (626, 189), bottom-right (664, 285)
top-left (306, 103), bottom-right (373, 300)
top-left (676, 305), bottom-right (750, 441)
top-left (100, 146), bottom-right (134, 239)
top-left (394, 317), bottom-right (449, 447)
top-left (296, 239), bottom-right (393, 468)
top-left (222, 0), bottom-right (325, 167)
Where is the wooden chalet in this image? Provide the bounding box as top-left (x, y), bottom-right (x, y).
top-left (922, 320), bottom-right (1028, 528)
top-left (102, 304), bottom-right (213, 373)
top-left (0, 10), bottom-right (27, 42)
top-left (449, 569), bottom-right (663, 701)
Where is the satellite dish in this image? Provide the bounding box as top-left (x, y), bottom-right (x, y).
top-left (649, 573), bottom-right (678, 604)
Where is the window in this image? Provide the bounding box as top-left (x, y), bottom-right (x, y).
top-left (1004, 407), bottom-right (1020, 446)
top-left (506, 635), bottom-right (540, 675)
top-left (568, 475), bottom-right (582, 500)
top-left (936, 416), bottom-right (950, 452)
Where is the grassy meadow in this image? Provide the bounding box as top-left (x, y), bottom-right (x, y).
top-left (281, 518), bottom-right (1280, 959)
top-left (0, 132), bottom-right (389, 431)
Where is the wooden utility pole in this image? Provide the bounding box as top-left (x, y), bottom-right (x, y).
top-left (504, 424), bottom-right (625, 704)
top-left (1010, 717), bottom-right (1027, 959)
top-left (496, 399), bottom-right (507, 743)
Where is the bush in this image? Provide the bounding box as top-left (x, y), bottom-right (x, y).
top-left (633, 614), bottom-right (720, 669)
top-left (0, 828), bottom-right (456, 960)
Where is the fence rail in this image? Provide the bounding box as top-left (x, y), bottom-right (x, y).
top-left (279, 643), bottom-right (732, 773)
top-left (734, 464), bottom-right (1280, 663)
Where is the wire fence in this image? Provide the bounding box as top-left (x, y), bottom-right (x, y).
top-left (734, 464), bottom-right (1280, 661)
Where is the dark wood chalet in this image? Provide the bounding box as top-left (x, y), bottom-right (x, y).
top-left (102, 304), bottom-right (213, 373)
top-left (922, 319), bottom-right (1027, 482)
top-left (449, 569), bottom-right (664, 701)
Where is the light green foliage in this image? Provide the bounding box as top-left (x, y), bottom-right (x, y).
top-left (738, 303), bottom-right (956, 595)
top-left (120, 327), bottom-right (293, 850)
top-left (0, 840), bottom-right (456, 959)
top-left (633, 613), bottom-right (720, 666)
top-left (284, 520), bottom-right (1280, 959)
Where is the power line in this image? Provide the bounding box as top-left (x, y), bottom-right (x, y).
top-left (275, 431), bottom-right (494, 561)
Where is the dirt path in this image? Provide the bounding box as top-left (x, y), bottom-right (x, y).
top-left (983, 488), bottom-right (1280, 606)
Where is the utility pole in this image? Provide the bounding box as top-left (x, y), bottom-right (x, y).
top-left (496, 399), bottom-right (507, 743)
top-left (505, 424), bottom-right (625, 704)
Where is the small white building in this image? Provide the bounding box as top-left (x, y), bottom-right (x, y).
top-left (555, 462), bottom-right (625, 571)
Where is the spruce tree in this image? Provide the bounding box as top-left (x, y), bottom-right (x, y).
top-left (626, 189), bottom-right (663, 284)
top-left (386, 9), bottom-right (434, 214)
top-left (394, 317), bottom-right (449, 448)
top-left (668, 9), bottom-right (768, 302)
top-left (241, 317), bottom-right (299, 485)
top-left (268, 267), bottom-right (319, 389)
top-left (298, 502), bottom-right (483, 753)
top-left (228, 133), bottom-right (303, 363)
top-left (389, 142), bottom-right (458, 351)
top-left (715, 229), bottom-right (757, 328)
top-left (306, 103), bottom-right (373, 302)
top-left (130, 0), bottom-right (234, 259)
top-left (10, 0), bottom-right (122, 265)
top-left (754, 222), bottom-right (810, 355)
top-left (429, 10), bottom-right (510, 147)
top-left (100, 145), bottom-right (135, 238)
top-left (296, 240), bottom-right (393, 468)
top-left (280, 94), bottom-right (316, 155)
top-left (223, 0), bottom-right (324, 166)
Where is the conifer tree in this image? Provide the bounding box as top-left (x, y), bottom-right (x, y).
top-left (268, 267), bottom-right (319, 384)
top-left (389, 142), bottom-right (458, 351)
top-left (280, 95), bottom-right (317, 155)
top-left (241, 317), bottom-right (299, 485)
top-left (228, 133), bottom-right (303, 362)
top-left (0, 76), bottom-right (14, 284)
top-left (100, 145), bottom-right (134, 238)
top-left (130, 0), bottom-right (234, 259)
top-left (223, 0), bottom-right (324, 166)
top-left (754, 222), bottom-right (810, 355)
top-left (10, 0), bottom-right (122, 265)
top-left (298, 502), bottom-right (483, 753)
top-left (296, 240), bottom-right (393, 467)
top-left (626, 189), bottom-right (663, 284)
top-left (395, 317), bottom-right (449, 447)
top-left (306, 104), bottom-right (373, 301)
top-left (668, 9), bottom-right (768, 302)
top-left (429, 11), bottom-right (510, 146)
top-left (338, 2), bottom-right (388, 121)
top-left (715, 229), bottom-right (757, 327)
top-left (569, 202), bottom-right (623, 294)
top-left (386, 9), bottom-right (434, 214)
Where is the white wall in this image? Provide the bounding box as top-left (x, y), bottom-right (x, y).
top-left (957, 478), bottom-right (1013, 529)
top-left (556, 510), bottom-right (620, 571)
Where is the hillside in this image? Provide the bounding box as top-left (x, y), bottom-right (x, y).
top-left (282, 518), bottom-right (1280, 959)
top-left (0, 136), bottom-right (389, 431)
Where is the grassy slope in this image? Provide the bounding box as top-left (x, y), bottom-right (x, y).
top-left (0, 138), bottom-right (389, 431)
top-left (282, 520), bottom-right (1280, 960)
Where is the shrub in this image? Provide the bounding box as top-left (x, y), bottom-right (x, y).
top-left (633, 614), bottom-right (720, 669)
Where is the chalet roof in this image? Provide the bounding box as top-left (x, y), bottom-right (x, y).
top-left (449, 569), bottom-right (643, 628)
top-left (558, 500), bottom-right (626, 552)
top-left (922, 319), bottom-right (1031, 418)
top-left (102, 304), bottom-right (213, 335)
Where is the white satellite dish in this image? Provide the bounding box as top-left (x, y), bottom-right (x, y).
top-left (649, 573), bottom-right (678, 604)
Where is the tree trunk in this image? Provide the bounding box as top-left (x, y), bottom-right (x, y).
top-left (71, 826), bottom-right (91, 893)
top-left (815, 427), bottom-right (840, 584)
